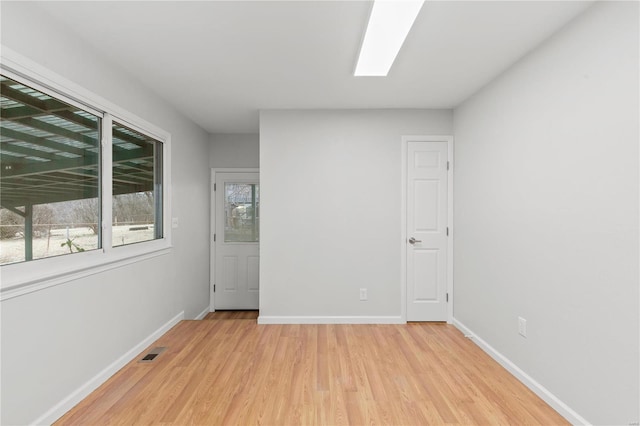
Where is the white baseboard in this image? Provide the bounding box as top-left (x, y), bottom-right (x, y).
top-left (257, 315), bottom-right (404, 324)
top-left (453, 318), bottom-right (590, 426)
top-left (194, 306), bottom-right (210, 320)
top-left (32, 311), bottom-right (185, 425)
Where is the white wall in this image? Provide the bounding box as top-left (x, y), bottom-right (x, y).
top-left (259, 110), bottom-right (452, 321)
top-left (210, 133), bottom-right (259, 169)
top-left (453, 2), bottom-right (639, 424)
top-left (0, 3), bottom-right (211, 424)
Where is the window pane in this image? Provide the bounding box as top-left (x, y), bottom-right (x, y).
top-left (224, 183), bottom-right (259, 242)
top-left (112, 121), bottom-right (162, 247)
top-left (0, 75), bottom-right (101, 265)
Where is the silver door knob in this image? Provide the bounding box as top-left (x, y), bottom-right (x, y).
top-left (409, 237), bottom-right (422, 244)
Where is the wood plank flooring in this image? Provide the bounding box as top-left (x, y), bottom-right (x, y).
top-left (204, 310), bottom-right (259, 320)
top-left (56, 319), bottom-right (568, 425)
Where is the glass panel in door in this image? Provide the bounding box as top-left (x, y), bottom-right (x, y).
top-left (224, 183), bottom-right (259, 242)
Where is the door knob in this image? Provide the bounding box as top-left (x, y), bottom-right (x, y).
top-left (409, 237), bottom-right (422, 244)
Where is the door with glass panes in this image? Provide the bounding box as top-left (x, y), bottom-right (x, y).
top-left (214, 172), bottom-right (259, 309)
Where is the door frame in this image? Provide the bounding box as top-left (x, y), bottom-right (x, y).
top-left (209, 168), bottom-right (260, 312)
top-left (400, 136), bottom-right (454, 323)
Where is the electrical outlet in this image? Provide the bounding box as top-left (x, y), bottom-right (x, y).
top-left (359, 288), bottom-right (367, 301)
top-left (172, 217), bottom-right (179, 229)
top-left (518, 317), bottom-right (527, 338)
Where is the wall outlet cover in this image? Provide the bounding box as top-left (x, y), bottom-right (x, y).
top-left (359, 288), bottom-right (368, 301)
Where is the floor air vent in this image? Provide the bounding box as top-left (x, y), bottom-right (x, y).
top-left (139, 347), bottom-right (166, 363)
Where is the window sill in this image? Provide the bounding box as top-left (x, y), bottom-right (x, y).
top-left (0, 242), bottom-right (172, 301)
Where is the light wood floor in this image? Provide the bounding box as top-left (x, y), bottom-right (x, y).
top-left (204, 310), bottom-right (259, 320)
top-left (56, 319), bottom-right (568, 425)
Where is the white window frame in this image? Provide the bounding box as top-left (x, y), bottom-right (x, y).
top-left (0, 46), bottom-right (172, 301)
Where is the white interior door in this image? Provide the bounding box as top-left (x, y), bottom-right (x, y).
top-left (214, 172), bottom-right (259, 309)
top-left (406, 141), bottom-right (449, 321)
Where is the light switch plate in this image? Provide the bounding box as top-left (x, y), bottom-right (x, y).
top-left (518, 317), bottom-right (527, 338)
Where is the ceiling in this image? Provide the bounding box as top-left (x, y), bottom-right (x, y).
top-left (31, 1), bottom-right (593, 134)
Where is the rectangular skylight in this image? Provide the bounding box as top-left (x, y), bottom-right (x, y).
top-left (354, 0), bottom-right (425, 76)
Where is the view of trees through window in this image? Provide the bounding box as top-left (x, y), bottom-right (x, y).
top-left (0, 199), bottom-right (100, 264)
top-left (112, 192), bottom-right (157, 247)
top-left (0, 74), bottom-right (163, 266)
top-left (111, 120), bottom-right (162, 248)
top-left (0, 192), bottom-right (158, 264)
top-left (224, 183), bottom-right (259, 242)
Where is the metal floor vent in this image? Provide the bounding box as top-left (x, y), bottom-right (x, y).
top-left (139, 347), bottom-right (166, 363)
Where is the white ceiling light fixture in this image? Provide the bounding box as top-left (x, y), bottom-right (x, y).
top-left (354, 0), bottom-right (425, 76)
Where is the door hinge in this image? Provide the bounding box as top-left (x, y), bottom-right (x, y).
top-left (447, 161), bottom-right (450, 171)
top-left (446, 227), bottom-right (449, 236)
top-left (214, 233), bottom-right (216, 242)
top-left (446, 293), bottom-right (449, 302)
top-left (214, 183), bottom-right (217, 191)
top-left (213, 284), bottom-right (216, 292)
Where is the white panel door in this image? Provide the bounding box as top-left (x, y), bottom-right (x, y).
top-left (214, 172), bottom-right (259, 309)
top-left (407, 141), bottom-right (448, 321)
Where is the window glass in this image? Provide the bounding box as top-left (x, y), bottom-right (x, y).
top-left (112, 121), bottom-right (162, 247)
top-left (0, 75), bottom-right (101, 265)
top-left (224, 183), bottom-right (259, 242)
